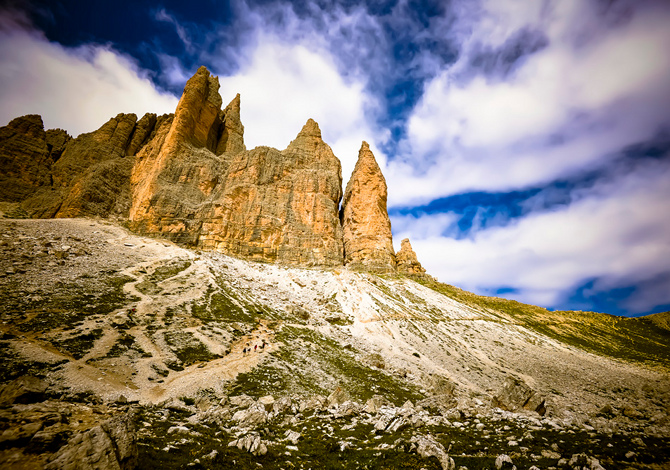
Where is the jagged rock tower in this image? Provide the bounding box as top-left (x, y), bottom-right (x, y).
top-left (129, 66), bottom-right (344, 265)
top-left (341, 142), bottom-right (396, 273)
top-left (0, 66), bottom-right (429, 274)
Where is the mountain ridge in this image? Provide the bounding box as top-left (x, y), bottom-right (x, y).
top-left (0, 66), bottom-right (427, 276)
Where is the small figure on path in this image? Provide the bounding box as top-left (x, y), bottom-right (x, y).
top-left (254, 344), bottom-right (258, 352)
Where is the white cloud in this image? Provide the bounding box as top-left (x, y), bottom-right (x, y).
top-left (0, 13), bottom-right (178, 136)
top-left (389, 0), bottom-right (670, 205)
top-left (393, 160), bottom-right (670, 313)
top-left (217, 36), bottom-right (386, 184)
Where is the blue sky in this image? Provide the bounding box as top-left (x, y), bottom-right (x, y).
top-left (1, 0), bottom-right (669, 316)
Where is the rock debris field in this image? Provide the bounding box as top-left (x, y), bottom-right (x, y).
top-left (0, 218), bottom-right (668, 469)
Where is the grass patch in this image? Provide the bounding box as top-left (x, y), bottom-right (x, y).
top-left (163, 330), bottom-right (221, 366)
top-left (417, 279), bottom-right (670, 369)
top-left (3, 273), bottom-right (138, 333)
top-left (54, 328), bottom-right (103, 359)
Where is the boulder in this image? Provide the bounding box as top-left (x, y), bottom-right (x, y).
top-left (0, 376), bottom-right (48, 405)
top-left (326, 386), bottom-right (350, 408)
top-left (411, 434), bottom-right (455, 470)
top-left (565, 453), bottom-right (606, 470)
top-left (258, 395), bottom-right (275, 412)
top-left (495, 454), bottom-right (517, 470)
top-left (364, 395), bottom-right (391, 413)
top-left (341, 141), bottom-right (396, 272)
top-left (232, 403), bottom-right (268, 429)
top-left (45, 413), bottom-right (137, 470)
top-left (228, 433), bottom-right (267, 456)
top-left (492, 377), bottom-right (546, 415)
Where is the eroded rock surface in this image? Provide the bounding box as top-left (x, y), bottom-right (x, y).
top-left (396, 238), bottom-right (427, 276)
top-left (129, 67), bottom-right (343, 265)
top-left (341, 141), bottom-right (395, 272)
top-left (0, 115), bottom-right (67, 202)
top-left (198, 118), bottom-right (344, 266)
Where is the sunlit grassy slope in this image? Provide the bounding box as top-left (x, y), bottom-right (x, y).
top-left (418, 278), bottom-right (670, 370)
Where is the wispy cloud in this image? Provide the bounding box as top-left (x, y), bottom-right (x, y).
top-left (0, 9), bottom-right (177, 135)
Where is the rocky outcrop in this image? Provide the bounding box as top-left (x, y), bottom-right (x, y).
top-left (129, 66), bottom-right (230, 245)
top-left (0, 115), bottom-right (67, 202)
top-left (396, 238), bottom-right (427, 276)
top-left (216, 93), bottom-right (245, 155)
top-left (0, 66), bottom-right (424, 272)
top-left (341, 141), bottom-right (395, 272)
top-left (130, 67), bottom-right (343, 266)
top-left (0, 111), bottom-right (166, 219)
top-left (45, 414), bottom-right (137, 470)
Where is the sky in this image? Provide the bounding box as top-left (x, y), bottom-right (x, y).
top-left (1, 0), bottom-right (669, 316)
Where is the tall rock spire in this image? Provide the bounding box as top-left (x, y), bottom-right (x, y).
top-left (215, 93), bottom-right (245, 155)
top-left (341, 141), bottom-right (396, 272)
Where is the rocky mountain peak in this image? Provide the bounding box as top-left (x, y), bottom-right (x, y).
top-left (168, 65), bottom-right (223, 152)
top-left (299, 118), bottom-right (322, 138)
top-left (341, 141), bottom-right (396, 272)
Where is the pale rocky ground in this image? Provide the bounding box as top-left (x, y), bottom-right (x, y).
top-left (0, 218), bottom-right (668, 469)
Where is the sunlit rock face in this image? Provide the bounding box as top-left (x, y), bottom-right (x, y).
top-left (196, 118), bottom-right (344, 266)
top-left (341, 141), bottom-right (396, 273)
top-left (129, 67), bottom-right (344, 266)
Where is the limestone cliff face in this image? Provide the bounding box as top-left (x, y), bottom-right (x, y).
top-left (395, 238), bottom-right (427, 276)
top-left (128, 67), bottom-right (343, 265)
top-left (0, 111), bottom-right (165, 218)
top-left (341, 142), bottom-right (396, 272)
top-left (198, 119), bottom-right (344, 266)
top-left (215, 93), bottom-right (245, 155)
top-left (129, 66), bottom-right (230, 245)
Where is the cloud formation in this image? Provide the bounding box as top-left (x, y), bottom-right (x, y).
top-left (0, 11), bottom-right (177, 136)
top-left (389, 0), bottom-right (670, 205)
top-left (394, 157), bottom-right (670, 313)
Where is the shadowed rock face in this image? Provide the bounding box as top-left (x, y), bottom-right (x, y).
top-left (0, 111), bottom-right (167, 219)
top-left (396, 238), bottom-right (427, 276)
top-left (0, 115), bottom-right (68, 202)
top-left (341, 141), bottom-right (396, 272)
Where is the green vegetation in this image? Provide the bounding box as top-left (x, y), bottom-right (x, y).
top-left (232, 325), bottom-right (425, 404)
top-left (418, 279), bottom-right (670, 369)
top-left (2, 273), bottom-right (138, 332)
top-left (105, 332), bottom-right (152, 358)
top-left (163, 330), bottom-right (221, 366)
top-left (147, 259), bottom-right (192, 283)
top-left (0, 338), bottom-right (66, 383)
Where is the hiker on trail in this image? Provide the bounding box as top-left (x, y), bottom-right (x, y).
top-left (254, 344), bottom-right (258, 352)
